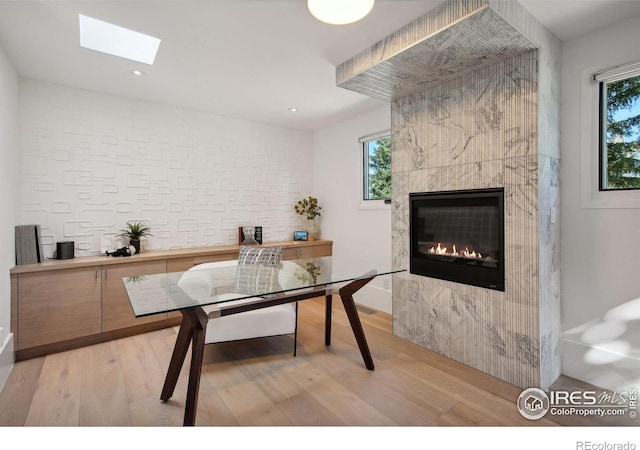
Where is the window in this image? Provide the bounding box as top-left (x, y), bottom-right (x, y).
top-left (361, 132), bottom-right (391, 201)
top-left (596, 61), bottom-right (640, 190)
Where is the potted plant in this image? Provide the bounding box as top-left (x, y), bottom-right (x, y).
top-left (119, 221), bottom-right (152, 254)
top-left (294, 196), bottom-right (322, 240)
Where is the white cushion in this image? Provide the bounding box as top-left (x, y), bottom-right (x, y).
top-left (203, 293), bottom-right (296, 344)
top-left (278, 260), bottom-right (314, 291)
top-left (176, 260), bottom-right (238, 300)
top-left (180, 260), bottom-right (297, 345)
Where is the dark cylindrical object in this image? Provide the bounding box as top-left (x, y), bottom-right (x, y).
top-left (56, 241), bottom-right (74, 260)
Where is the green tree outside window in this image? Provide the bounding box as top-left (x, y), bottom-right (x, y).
top-left (602, 74), bottom-right (640, 189)
top-left (365, 136), bottom-right (391, 200)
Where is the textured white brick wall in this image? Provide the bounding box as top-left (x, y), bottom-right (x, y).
top-left (19, 79), bottom-right (314, 257)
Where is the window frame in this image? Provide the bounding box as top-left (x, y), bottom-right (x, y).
top-left (596, 60), bottom-right (640, 192)
top-left (359, 130), bottom-right (392, 208)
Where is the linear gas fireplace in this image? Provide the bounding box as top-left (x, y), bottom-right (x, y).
top-left (410, 188), bottom-right (505, 291)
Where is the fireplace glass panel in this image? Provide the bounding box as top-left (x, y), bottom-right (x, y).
top-left (410, 188), bottom-right (504, 291)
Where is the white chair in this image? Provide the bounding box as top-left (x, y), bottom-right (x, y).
top-left (177, 259), bottom-right (301, 355)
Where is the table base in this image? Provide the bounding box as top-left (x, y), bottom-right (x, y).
top-left (160, 274), bottom-right (377, 426)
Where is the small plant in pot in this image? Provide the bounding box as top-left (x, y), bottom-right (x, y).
top-left (119, 221), bottom-right (152, 254)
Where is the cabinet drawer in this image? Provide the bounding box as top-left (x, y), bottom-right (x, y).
top-left (282, 243), bottom-right (332, 260)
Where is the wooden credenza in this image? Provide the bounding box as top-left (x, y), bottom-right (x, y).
top-left (10, 239), bottom-right (332, 361)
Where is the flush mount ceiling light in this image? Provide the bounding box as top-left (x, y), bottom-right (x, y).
top-left (79, 14), bottom-right (161, 65)
top-left (307, 0), bottom-right (375, 25)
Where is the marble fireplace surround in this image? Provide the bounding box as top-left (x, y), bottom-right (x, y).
top-left (337, 0), bottom-right (561, 390)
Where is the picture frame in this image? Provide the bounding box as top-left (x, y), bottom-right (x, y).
top-left (293, 231), bottom-right (308, 241)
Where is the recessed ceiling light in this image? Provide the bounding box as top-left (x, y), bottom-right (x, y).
top-left (79, 14), bottom-right (161, 65)
top-left (132, 70), bottom-right (144, 76)
top-left (289, 107), bottom-right (298, 112)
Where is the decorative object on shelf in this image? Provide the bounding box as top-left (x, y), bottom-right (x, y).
top-left (239, 225), bottom-right (262, 245)
top-left (119, 221), bottom-right (152, 254)
top-left (307, 0), bottom-right (374, 25)
top-left (55, 241), bottom-right (75, 260)
top-left (15, 224), bottom-right (45, 265)
top-left (306, 219), bottom-right (320, 241)
top-left (293, 231), bottom-right (308, 241)
top-left (106, 247), bottom-right (132, 257)
top-left (240, 225), bottom-right (259, 245)
top-left (294, 196), bottom-right (322, 220)
top-left (294, 196), bottom-right (322, 241)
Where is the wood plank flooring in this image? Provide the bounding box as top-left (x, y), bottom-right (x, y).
top-left (1, 297), bottom-right (638, 429)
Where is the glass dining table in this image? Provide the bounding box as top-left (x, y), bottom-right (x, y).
top-left (123, 255), bottom-right (405, 426)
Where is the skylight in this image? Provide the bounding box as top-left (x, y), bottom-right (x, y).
top-left (79, 14), bottom-right (161, 65)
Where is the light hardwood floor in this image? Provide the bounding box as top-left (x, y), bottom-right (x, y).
top-left (0, 297), bottom-right (637, 427)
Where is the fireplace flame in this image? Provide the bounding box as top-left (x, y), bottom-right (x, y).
top-left (428, 243), bottom-right (482, 260)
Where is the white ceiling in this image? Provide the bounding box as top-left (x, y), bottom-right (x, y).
top-left (1, 0), bottom-right (640, 132)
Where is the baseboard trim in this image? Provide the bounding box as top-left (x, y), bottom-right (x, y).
top-left (15, 317), bottom-right (181, 361)
top-left (353, 284), bottom-right (391, 314)
top-left (0, 332), bottom-right (15, 392)
top-left (562, 338), bottom-right (640, 393)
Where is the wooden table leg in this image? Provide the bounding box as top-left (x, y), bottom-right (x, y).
top-left (338, 272), bottom-right (377, 370)
top-left (159, 307), bottom-right (208, 426)
top-left (182, 308), bottom-right (207, 426)
top-left (160, 313), bottom-right (193, 402)
top-left (325, 293), bottom-right (332, 346)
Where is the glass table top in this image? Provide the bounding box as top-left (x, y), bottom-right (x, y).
top-left (123, 256), bottom-right (405, 318)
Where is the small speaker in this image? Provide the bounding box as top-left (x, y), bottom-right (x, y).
top-left (56, 241), bottom-right (74, 260)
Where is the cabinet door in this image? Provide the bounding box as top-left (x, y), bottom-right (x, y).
top-left (101, 260), bottom-right (167, 332)
top-left (18, 266), bottom-right (102, 349)
top-left (166, 257), bottom-right (197, 273)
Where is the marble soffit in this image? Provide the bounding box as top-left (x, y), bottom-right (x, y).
top-left (336, 3), bottom-right (537, 102)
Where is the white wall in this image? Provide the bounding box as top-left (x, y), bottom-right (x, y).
top-left (560, 14), bottom-right (640, 392)
top-left (19, 80), bottom-right (314, 256)
top-left (0, 44), bottom-right (19, 390)
top-left (313, 105), bottom-right (393, 313)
